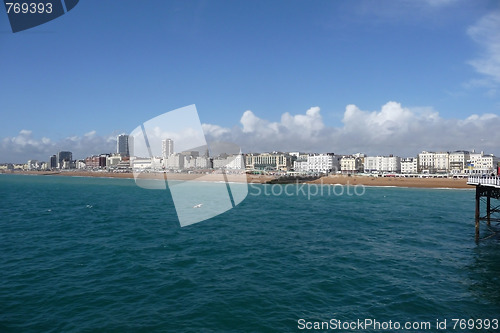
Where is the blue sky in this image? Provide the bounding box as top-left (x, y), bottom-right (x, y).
top-left (1, 0), bottom-right (500, 162)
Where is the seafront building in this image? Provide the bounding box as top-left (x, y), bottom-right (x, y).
top-left (400, 157), bottom-right (418, 174)
top-left (364, 156), bottom-right (401, 173)
top-left (340, 155), bottom-right (363, 174)
top-left (449, 151), bottom-right (470, 174)
top-left (16, 140), bottom-right (500, 176)
top-left (220, 153), bottom-right (245, 170)
top-left (306, 153), bottom-right (341, 174)
top-left (162, 139), bottom-right (174, 159)
top-left (417, 151), bottom-right (449, 174)
top-left (85, 154), bottom-right (108, 169)
top-left (27, 160), bottom-right (39, 170)
top-left (245, 152), bottom-right (293, 172)
top-left (166, 153), bottom-right (185, 170)
top-left (467, 152), bottom-right (498, 175)
top-left (117, 134), bottom-right (131, 157)
top-left (56, 151), bottom-right (73, 169)
top-left (49, 155), bottom-right (57, 169)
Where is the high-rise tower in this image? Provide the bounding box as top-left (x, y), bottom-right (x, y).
top-left (162, 139), bottom-right (174, 158)
top-left (117, 134), bottom-right (130, 157)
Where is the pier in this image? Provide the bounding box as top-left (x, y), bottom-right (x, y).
top-left (467, 176), bottom-right (500, 241)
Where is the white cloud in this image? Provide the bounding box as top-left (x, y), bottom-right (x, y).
top-left (202, 102), bottom-right (500, 156)
top-left (467, 11), bottom-right (500, 84)
top-left (201, 124), bottom-right (230, 137)
top-left (0, 130), bottom-right (117, 163)
top-left (3, 102), bottom-right (500, 163)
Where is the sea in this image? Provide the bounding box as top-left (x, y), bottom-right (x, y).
top-left (1, 174), bottom-right (499, 332)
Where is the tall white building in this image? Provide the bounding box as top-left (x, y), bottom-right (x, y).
top-left (162, 139), bottom-right (174, 159)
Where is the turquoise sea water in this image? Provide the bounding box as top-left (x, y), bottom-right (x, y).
top-left (1, 174), bottom-right (499, 332)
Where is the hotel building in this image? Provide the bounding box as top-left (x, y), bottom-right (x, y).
top-left (245, 152), bottom-right (293, 171)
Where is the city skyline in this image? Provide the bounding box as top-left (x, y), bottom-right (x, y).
top-left (1, 1), bottom-right (500, 162)
top-left (7, 134), bottom-right (499, 176)
top-left (1, 130), bottom-right (500, 165)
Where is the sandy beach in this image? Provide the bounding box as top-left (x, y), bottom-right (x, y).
top-left (309, 175), bottom-right (470, 189)
top-left (5, 171), bottom-right (472, 188)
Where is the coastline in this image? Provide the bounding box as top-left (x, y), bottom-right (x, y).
top-left (308, 175), bottom-right (470, 189)
top-left (3, 171), bottom-right (274, 184)
top-left (3, 171), bottom-right (471, 189)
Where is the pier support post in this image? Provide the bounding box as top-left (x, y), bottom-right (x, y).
top-left (486, 189), bottom-right (491, 227)
top-left (475, 186), bottom-right (480, 242)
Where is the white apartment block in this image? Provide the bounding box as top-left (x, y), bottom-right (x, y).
top-left (195, 156), bottom-right (212, 169)
top-left (401, 157), bottom-right (418, 174)
top-left (306, 153), bottom-right (341, 174)
top-left (166, 153), bottom-right (184, 170)
top-left (417, 151), bottom-right (436, 173)
top-left (184, 155), bottom-right (197, 169)
top-left (213, 153), bottom-right (245, 170)
top-left (130, 157), bottom-right (162, 170)
top-left (162, 139), bottom-right (174, 159)
top-left (226, 153), bottom-right (245, 170)
top-left (467, 152), bottom-right (498, 175)
top-left (434, 152), bottom-right (449, 173)
top-left (27, 160), bottom-right (39, 170)
top-left (449, 151), bottom-right (470, 174)
top-left (340, 156), bottom-right (363, 173)
top-left (131, 157), bottom-right (152, 170)
top-left (245, 152), bottom-right (293, 171)
top-left (364, 156), bottom-right (401, 173)
top-left (417, 151), bottom-right (449, 173)
top-left (293, 160), bottom-right (308, 173)
top-left (107, 154), bottom-right (122, 168)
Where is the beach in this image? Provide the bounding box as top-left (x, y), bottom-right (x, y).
top-left (5, 171), bottom-right (471, 188)
top-left (309, 175), bottom-right (470, 188)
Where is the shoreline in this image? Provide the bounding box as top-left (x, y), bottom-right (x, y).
top-left (308, 175), bottom-right (470, 189)
top-left (2, 171), bottom-right (273, 184)
top-left (2, 171), bottom-right (472, 189)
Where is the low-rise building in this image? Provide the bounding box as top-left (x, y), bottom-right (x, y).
top-left (306, 153), bottom-right (341, 174)
top-left (27, 160), bottom-right (39, 170)
top-left (245, 152), bottom-right (293, 171)
top-left (166, 153), bottom-right (185, 170)
top-left (417, 151), bottom-right (435, 173)
top-left (364, 156), bottom-right (401, 173)
top-left (400, 157), bottom-right (418, 174)
top-left (107, 154), bottom-right (122, 168)
top-left (467, 152), bottom-right (498, 175)
top-left (340, 156), bottom-right (363, 174)
top-left (449, 151), bottom-right (470, 174)
top-left (434, 152), bottom-right (449, 173)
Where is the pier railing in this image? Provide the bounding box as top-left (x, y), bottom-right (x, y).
top-left (467, 176), bottom-right (500, 187)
